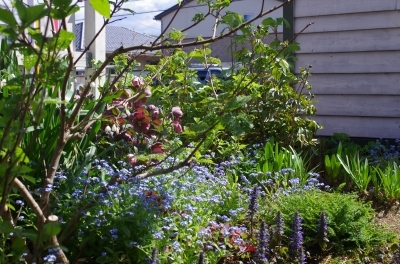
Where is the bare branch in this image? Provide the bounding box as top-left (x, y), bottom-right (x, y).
top-left (13, 178), bottom-right (46, 224)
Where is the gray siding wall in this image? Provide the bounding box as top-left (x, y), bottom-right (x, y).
top-left (294, 0), bottom-right (400, 138)
top-left (178, 33), bottom-right (283, 65)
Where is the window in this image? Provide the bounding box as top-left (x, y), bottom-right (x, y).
top-left (243, 13), bottom-right (254, 22)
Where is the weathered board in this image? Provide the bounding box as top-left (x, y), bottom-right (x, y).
top-left (294, 0), bottom-right (398, 17)
top-left (294, 11), bottom-right (400, 34)
top-left (295, 51), bottom-right (400, 74)
top-left (296, 28), bottom-right (400, 53)
top-left (313, 95), bottom-right (400, 117)
top-left (307, 73), bottom-right (400, 95)
top-left (314, 116), bottom-right (400, 139)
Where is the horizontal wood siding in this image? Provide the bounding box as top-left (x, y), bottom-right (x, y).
top-left (294, 0), bottom-right (399, 17)
top-left (294, 0), bottom-right (400, 138)
top-left (313, 116), bottom-right (400, 139)
top-left (296, 51), bottom-right (400, 74)
top-left (308, 74), bottom-right (400, 95)
top-left (314, 95), bottom-right (400, 117)
top-left (295, 11), bottom-right (400, 33)
top-left (296, 28), bottom-right (400, 53)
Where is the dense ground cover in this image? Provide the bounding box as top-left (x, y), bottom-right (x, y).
top-left (42, 139), bottom-right (398, 263)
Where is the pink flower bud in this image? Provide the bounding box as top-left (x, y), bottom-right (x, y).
top-left (171, 106), bottom-right (183, 118)
top-left (173, 120), bottom-right (182, 133)
top-left (132, 76), bottom-right (144, 87)
top-left (144, 87), bottom-right (152, 97)
top-left (126, 154), bottom-right (138, 165)
top-left (151, 142), bottom-right (164, 154)
top-left (147, 105), bottom-right (160, 119)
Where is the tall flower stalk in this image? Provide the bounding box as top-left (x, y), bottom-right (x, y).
top-left (290, 211), bottom-right (306, 263)
top-left (247, 185), bottom-right (259, 235)
top-left (198, 251), bottom-right (205, 264)
top-left (275, 210), bottom-right (284, 244)
top-left (255, 221), bottom-right (269, 263)
top-left (316, 211), bottom-right (329, 250)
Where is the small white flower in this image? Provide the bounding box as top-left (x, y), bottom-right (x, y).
top-left (10, 74), bottom-right (15, 79)
top-left (111, 124), bottom-right (117, 132)
top-left (0, 79), bottom-right (6, 88)
top-left (105, 125), bottom-right (112, 133)
top-left (90, 82), bottom-right (96, 89)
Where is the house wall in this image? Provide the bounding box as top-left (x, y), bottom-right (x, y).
top-left (174, 33), bottom-right (283, 65)
top-left (294, 0), bottom-right (400, 139)
top-left (160, 0), bottom-right (283, 38)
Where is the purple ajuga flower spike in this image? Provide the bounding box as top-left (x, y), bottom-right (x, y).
top-left (276, 211), bottom-right (284, 238)
top-left (272, 210), bottom-right (284, 247)
top-left (317, 211), bottom-right (329, 243)
top-left (392, 246), bottom-right (400, 264)
top-left (248, 185), bottom-right (259, 218)
top-left (255, 221), bottom-right (269, 263)
top-left (247, 185), bottom-right (259, 235)
top-left (198, 251), bottom-right (205, 264)
top-left (290, 211), bottom-right (306, 264)
top-left (149, 248), bottom-right (158, 264)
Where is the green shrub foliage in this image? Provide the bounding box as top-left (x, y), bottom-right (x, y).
top-left (263, 190), bottom-right (396, 257)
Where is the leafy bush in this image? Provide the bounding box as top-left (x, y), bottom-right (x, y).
top-left (263, 190), bottom-right (396, 257)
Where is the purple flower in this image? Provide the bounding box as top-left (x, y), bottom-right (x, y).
top-left (149, 248), bottom-right (158, 264)
top-left (317, 211), bottom-right (329, 243)
top-left (44, 184), bottom-right (53, 192)
top-left (16, 200), bottom-right (24, 206)
top-left (247, 185), bottom-right (259, 219)
top-left (43, 254), bottom-right (57, 262)
top-left (198, 251), bottom-right (205, 264)
top-left (290, 211), bottom-right (306, 263)
top-left (276, 211), bottom-right (284, 237)
top-left (255, 221), bottom-right (269, 263)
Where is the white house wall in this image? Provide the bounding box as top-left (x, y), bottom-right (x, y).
top-left (161, 0), bottom-right (283, 38)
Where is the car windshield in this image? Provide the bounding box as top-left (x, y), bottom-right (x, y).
top-left (209, 69), bottom-right (223, 79)
top-left (196, 70), bottom-right (208, 82)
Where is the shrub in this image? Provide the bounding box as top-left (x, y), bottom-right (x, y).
top-left (262, 190), bottom-right (397, 258)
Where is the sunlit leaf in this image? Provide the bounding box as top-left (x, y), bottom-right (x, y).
top-left (89, 0), bottom-right (110, 19)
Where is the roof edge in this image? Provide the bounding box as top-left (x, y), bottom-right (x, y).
top-left (154, 0), bottom-right (196, 20)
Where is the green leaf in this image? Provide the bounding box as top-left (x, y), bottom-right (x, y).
top-left (51, 6), bottom-right (80, 20)
top-left (168, 29), bottom-right (186, 42)
top-left (225, 95), bottom-right (252, 111)
top-left (89, 0), bottom-right (111, 19)
top-left (23, 54), bottom-right (38, 70)
top-left (21, 175), bottom-right (36, 184)
top-left (14, 147), bottom-right (29, 164)
top-left (53, 0), bottom-right (73, 8)
top-left (0, 8), bottom-right (17, 30)
top-left (17, 3), bottom-right (47, 27)
top-left (43, 97), bottom-right (66, 105)
top-left (11, 165), bottom-right (33, 175)
top-left (0, 220), bottom-right (14, 234)
top-left (21, 230), bottom-right (38, 242)
top-left (11, 237), bottom-right (25, 255)
top-left (43, 221), bottom-right (61, 238)
top-left (121, 226), bottom-right (131, 236)
top-left (55, 29), bottom-right (75, 50)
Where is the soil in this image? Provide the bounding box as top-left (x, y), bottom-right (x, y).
top-left (374, 202), bottom-right (400, 239)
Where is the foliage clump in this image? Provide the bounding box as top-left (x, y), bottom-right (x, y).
top-left (263, 190), bottom-right (397, 259)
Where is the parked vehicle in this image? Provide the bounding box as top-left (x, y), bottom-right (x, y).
top-left (192, 67), bottom-right (225, 84)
